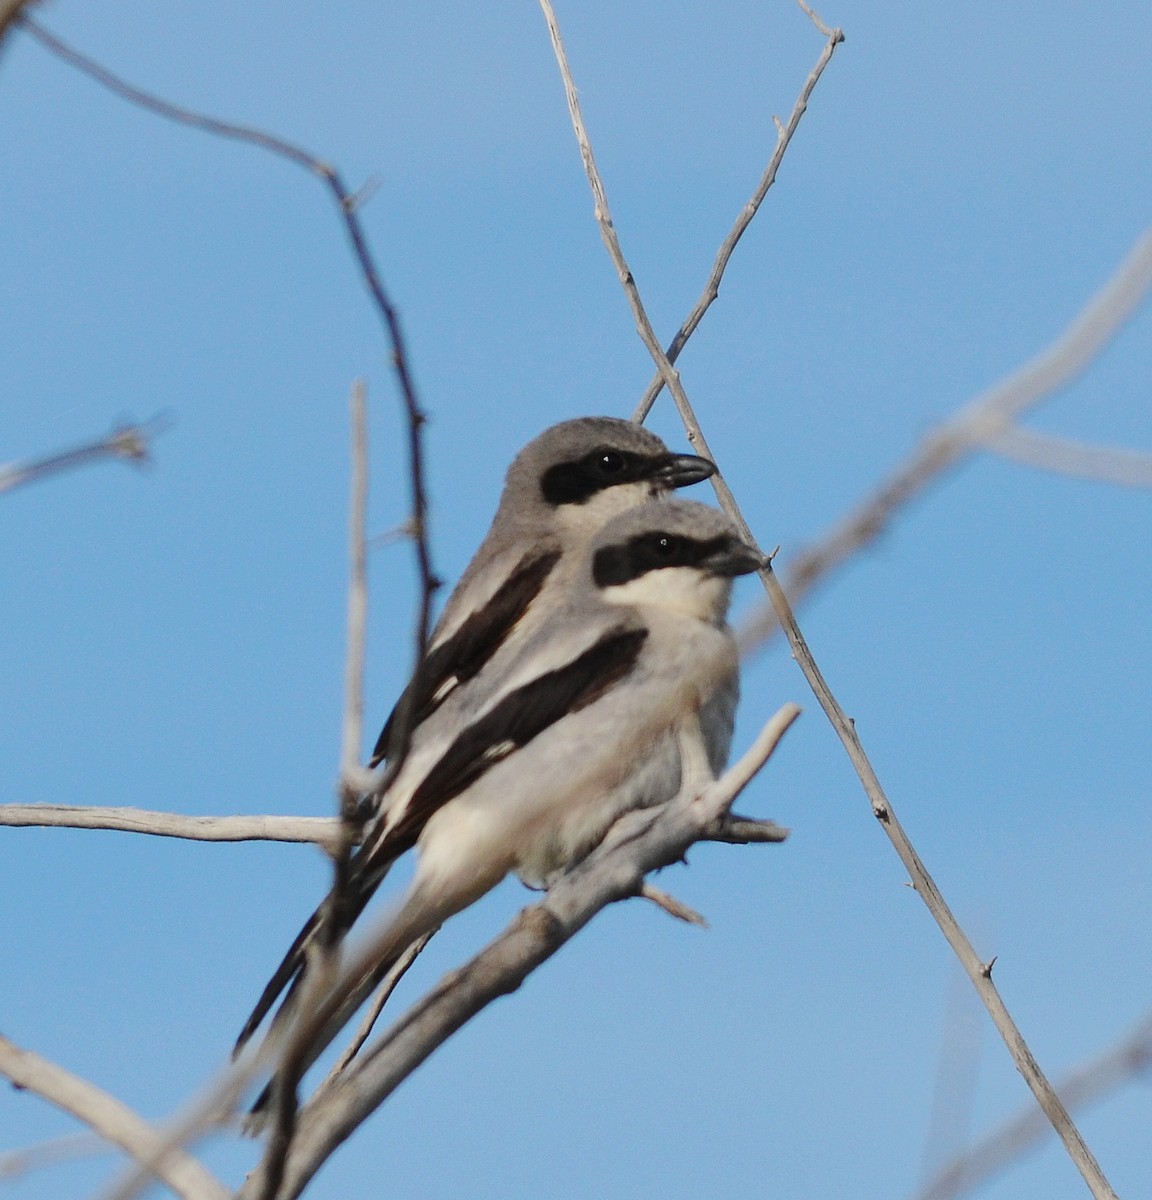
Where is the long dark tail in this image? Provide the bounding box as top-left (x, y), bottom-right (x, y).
top-left (234, 853), bottom-right (399, 1056)
top-left (243, 868), bottom-right (487, 1125)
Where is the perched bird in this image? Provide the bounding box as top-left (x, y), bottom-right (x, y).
top-left (236, 418), bottom-right (714, 1053)
top-left (252, 498), bottom-right (761, 1098)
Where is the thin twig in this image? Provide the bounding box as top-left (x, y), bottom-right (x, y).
top-left (542, 3), bottom-right (1119, 1191)
top-left (0, 804), bottom-right (342, 847)
top-left (988, 426), bottom-right (1152, 489)
top-left (640, 883), bottom-right (708, 927)
top-left (319, 931), bottom-right (437, 1083)
top-left (0, 1130), bottom-right (113, 1181)
top-left (98, 1029), bottom-right (288, 1200)
top-left (738, 224), bottom-right (1152, 654)
top-left (633, 5), bottom-right (844, 421)
top-left (237, 704), bottom-right (801, 1200)
top-left (19, 15), bottom-right (440, 783)
top-left (760, 560), bottom-right (1119, 1200)
top-left (0, 1036), bottom-right (229, 1200)
top-left (912, 1011), bottom-right (1152, 1200)
top-left (0, 416), bottom-right (169, 496)
top-left (340, 380), bottom-right (370, 787)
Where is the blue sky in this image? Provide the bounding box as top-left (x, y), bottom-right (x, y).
top-left (2, 3), bottom-right (1150, 1198)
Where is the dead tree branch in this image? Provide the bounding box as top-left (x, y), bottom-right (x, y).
top-left (0, 1035), bottom-right (229, 1200)
top-left (0, 804), bottom-right (343, 848)
top-left (988, 426), bottom-right (1152, 489)
top-left (237, 704), bottom-right (799, 1200)
top-left (541, 2), bottom-right (1120, 1195)
top-left (760, 561), bottom-right (1119, 1200)
top-left (738, 224), bottom-right (1152, 654)
top-left (632, 2), bottom-right (844, 421)
top-left (912, 1010), bottom-right (1152, 1200)
top-left (0, 417), bottom-right (167, 496)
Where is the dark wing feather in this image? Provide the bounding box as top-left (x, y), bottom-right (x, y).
top-left (380, 626), bottom-right (648, 856)
top-left (369, 548), bottom-right (561, 766)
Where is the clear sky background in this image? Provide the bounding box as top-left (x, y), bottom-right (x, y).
top-left (2, 3), bottom-right (1150, 1198)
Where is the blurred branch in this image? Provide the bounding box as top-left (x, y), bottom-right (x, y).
top-left (320, 931), bottom-right (437, 1083)
top-left (0, 0), bottom-right (35, 49)
top-left (988, 427), bottom-right (1152, 488)
top-left (340, 380), bottom-right (371, 791)
top-left (0, 417), bottom-right (168, 496)
top-left (237, 704), bottom-right (800, 1200)
top-left (632, 1), bottom-right (844, 421)
top-left (0, 804), bottom-right (343, 848)
top-left (0, 1130), bottom-right (113, 1182)
top-left (760, 560), bottom-right (1119, 1200)
top-left (738, 224), bottom-right (1152, 654)
top-left (0, 1035), bottom-right (229, 1200)
top-left (543, 1), bottom-right (1119, 1194)
top-left (912, 1011), bottom-right (1152, 1200)
top-left (18, 15), bottom-right (440, 780)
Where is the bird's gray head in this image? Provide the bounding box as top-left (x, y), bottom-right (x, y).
top-left (587, 499), bottom-right (763, 622)
top-left (497, 417), bottom-right (715, 536)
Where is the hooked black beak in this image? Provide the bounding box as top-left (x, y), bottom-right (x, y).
top-left (652, 452), bottom-right (716, 489)
top-left (707, 537), bottom-right (765, 578)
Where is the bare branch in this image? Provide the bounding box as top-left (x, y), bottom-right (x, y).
top-left (632, 8), bottom-right (844, 421)
top-left (0, 803), bottom-right (342, 848)
top-left (702, 810), bottom-right (790, 844)
top-left (0, 417), bottom-right (169, 496)
top-left (759, 560), bottom-right (1119, 1200)
top-left (987, 426), bottom-right (1152, 489)
top-left (0, 1035), bottom-right (229, 1200)
top-left (542, 3), bottom-right (1121, 1190)
top-left (340, 379), bottom-right (370, 786)
top-left (237, 703), bottom-right (801, 1200)
top-left (640, 883), bottom-right (708, 927)
top-left (738, 224), bottom-right (1152, 654)
top-left (19, 15), bottom-right (440, 779)
top-left (320, 931), bottom-right (437, 1082)
top-left (913, 1011), bottom-right (1152, 1200)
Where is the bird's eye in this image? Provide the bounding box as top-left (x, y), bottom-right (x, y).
top-left (595, 451), bottom-right (626, 475)
top-left (651, 535), bottom-right (680, 557)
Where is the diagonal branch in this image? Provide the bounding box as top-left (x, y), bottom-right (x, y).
top-left (0, 417), bottom-right (168, 496)
top-left (737, 223), bottom-right (1152, 654)
top-left (912, 1010), bottom-right (1152, 1200)
top-left (0, 1035), bottom-right (229, 1200)
top-left (987, 426), bottom-right (1152, 489)
top-left (760, 561), bottom-right (1119, 1200)
top-left (540, 4), bottom-right (1120, 1197)
top-left (632, 3), bottom-right (844, 421)
top-left (237, 703), bottom-right (800, 1200)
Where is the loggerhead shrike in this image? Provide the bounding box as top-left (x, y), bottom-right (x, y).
top-left (236, 419), bottom-right (714, 1052)
top-left (251, 498), bottom-right (762, 1101)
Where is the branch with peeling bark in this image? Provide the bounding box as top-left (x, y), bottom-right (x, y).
top-left (238, 704), bottom-right (799, 1200)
